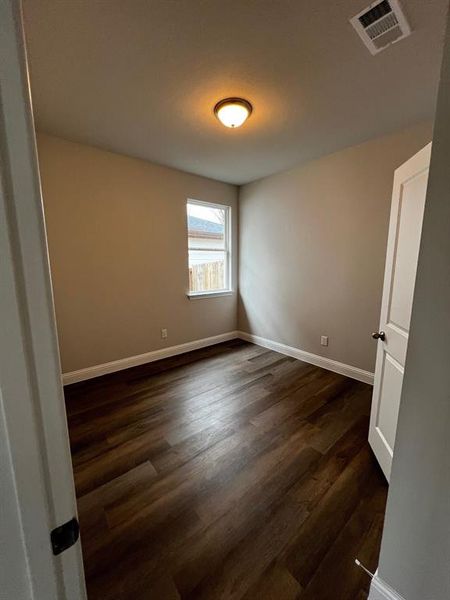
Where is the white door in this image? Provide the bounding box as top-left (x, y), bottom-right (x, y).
top-left (0, 1), bottom-right (86, 598)
top-left (369, 143), bottom-right (431, 481)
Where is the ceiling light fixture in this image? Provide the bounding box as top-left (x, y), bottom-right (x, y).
top-left (214, 97), bottom-right (252, 128)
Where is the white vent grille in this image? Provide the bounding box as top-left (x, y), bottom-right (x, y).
top-left (350, 0), bottom-right (411, 55)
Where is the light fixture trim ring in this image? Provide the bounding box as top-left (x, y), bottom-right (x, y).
top-left (213, 97), bottom-right (253, 127)
top-left (214, 97), bottom-right (253, 117)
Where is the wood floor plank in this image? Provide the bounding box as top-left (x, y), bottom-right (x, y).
top-left (65, 340), bottom-right (387, 600)
top-left (242, 563), bottom-right (302, 600)
top-left (287, 416), bottom-right (371, 512)
top-left (86, 508), bottom-right (201, 599)
top-left (73, 431), bottom-right (164, 496)
top-left (172, 445), bottom-right (320, 597)
top-left (250, 370), bottom-right (349, 433)
top-left (298, 470), bottom-right (386, 599)
top-left (194, 425), bottom-right (319, 526)
top-left (151, 422), bottom-right (237, 474)
top-left (186, 494), bottom-right (311, 600)
top-left (282, 446), bottom-right (375, 587)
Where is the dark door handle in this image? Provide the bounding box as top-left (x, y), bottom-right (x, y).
top-left (372, 331), bottom-right (386, 341)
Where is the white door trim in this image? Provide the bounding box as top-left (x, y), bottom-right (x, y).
top-left (0, 1), bottom-right (86, 598)
top-left (369, 574), bottom-right (406, 600)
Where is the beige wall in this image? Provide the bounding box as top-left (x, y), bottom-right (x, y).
top-left (40, 124), bottom-right (432, 376)
top-left (37, 134), bottom-right (238, 374)
top-left (238, 122), bottom-right (432, 373)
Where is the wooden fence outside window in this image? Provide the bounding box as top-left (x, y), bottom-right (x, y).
top-left (189, 261), bottom-right (225, 292)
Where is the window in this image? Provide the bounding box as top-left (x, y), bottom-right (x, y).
top-left (187, 199), bottom-right (231, 296)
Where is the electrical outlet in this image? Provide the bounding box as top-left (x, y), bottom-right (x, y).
top-left (161, 328), bottom-right (168, 340)
top-left (321, 335), bottom-right (329, 347)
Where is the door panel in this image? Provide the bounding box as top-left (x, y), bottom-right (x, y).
top-left (376, 353), bottom-right (404, 450)
top-left (388, 171), bottom-right (428, 332)
top-left (369, 143), bottom-right (431, 480)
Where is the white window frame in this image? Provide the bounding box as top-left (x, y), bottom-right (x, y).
top-left (186, 198), bottom-right (232, 298)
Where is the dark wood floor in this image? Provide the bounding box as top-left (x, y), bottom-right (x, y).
top-left (65, 340), bottom-right (387, 600)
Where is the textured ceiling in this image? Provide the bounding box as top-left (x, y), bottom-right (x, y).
top-left (23, 0), bottom-right (448, 185)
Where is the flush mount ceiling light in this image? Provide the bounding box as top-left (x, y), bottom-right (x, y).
top-left (214, 97), bottom-right (253, 128)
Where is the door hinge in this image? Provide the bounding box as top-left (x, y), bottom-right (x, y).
top-left (50, 517), bottom-right (80, 555)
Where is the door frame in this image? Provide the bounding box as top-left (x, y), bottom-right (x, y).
top-left (0, 1), bottom-right (86, 598)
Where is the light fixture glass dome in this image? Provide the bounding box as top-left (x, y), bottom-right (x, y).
top-left (214, 98), bottom-right (252, 128)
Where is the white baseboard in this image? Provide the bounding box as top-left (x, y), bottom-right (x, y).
top-left (237, 331), bottom-right (374, 385)
top-left (369, 575), bottom-right (406, 600)
top-left (62, 331), bottom-right (239, 385)
top-left (63, 329), bottom-right (374, 386)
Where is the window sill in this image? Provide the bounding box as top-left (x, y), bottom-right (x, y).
top-left (187, 290), bottom-right (234, 300)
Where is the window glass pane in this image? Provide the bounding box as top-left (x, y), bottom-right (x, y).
top-left (187, 203), bottom-right (225, 250)
top-left (189, 249), bottom-right (226, 292)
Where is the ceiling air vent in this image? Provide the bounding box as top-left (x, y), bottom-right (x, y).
top-left (350, 0), bottom-right (411, 55)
